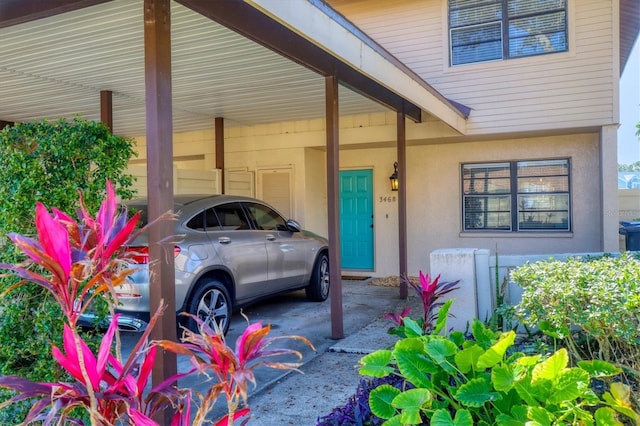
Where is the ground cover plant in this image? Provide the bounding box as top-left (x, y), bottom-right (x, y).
top-left (0, 181), bottom-right (313, 425)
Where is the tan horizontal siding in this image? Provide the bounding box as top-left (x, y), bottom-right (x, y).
top-left (329, 0), bottom-right (616, 136)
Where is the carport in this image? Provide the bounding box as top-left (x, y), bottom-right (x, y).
top-left (0, 0), bottom-right (468, 418)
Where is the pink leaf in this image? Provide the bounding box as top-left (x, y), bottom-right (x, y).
top-left (214, 408), bottom-right (251, 426)
top-left (34, 202), bottom-right (71, 283)
top-left (129, 409), bottom-right (160, 426)
top-left (96, 315), bottom-right (119, 378)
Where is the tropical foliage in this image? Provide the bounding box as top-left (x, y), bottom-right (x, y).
top-left (0, 181), bottom-right (313, 425)
top-left (0, 118), bottom-right (136, 422)
top-left (359, 309), bottom-right (638, 425)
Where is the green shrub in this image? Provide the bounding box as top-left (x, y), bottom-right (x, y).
top-left (359, 310), bottom-right (638, 425)
top-left (0, 118), bottom-right (135, 422)
top-left (511, 253), bottom-right (640, 373)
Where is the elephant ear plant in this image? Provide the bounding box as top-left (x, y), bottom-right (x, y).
top-left (0, 181), bottom-right (313, 425)
top-left (359, 312), bottom-right (639, 425)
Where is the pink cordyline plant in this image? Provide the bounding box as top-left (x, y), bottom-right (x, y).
top-left (0, 181), bottom-right (314, 425)
top-left (156, 314), bottom-right (314, 426)
top-left (0, 181), bottom-right (142, 327)
top-left (406, 271), bottom-right (459, 333)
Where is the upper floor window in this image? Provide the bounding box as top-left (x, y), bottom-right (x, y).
top-left (462, 159), bottom-right (570, 232)
top-left (449, 0), bottom-right (568, 66)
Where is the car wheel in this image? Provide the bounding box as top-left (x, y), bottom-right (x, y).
top-left (186, 279), bottom-right (232, 334)
top-left (306, 252), bottom-right (330, 302)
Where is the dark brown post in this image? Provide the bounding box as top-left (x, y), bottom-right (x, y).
top-left (397, 112), bottom-right (408, 299)
top-left (326, 75), bottom-right (343, 339)
top-left (143, 1), bottom-right (177, 423)
top-left (100, 90), bottom-right (113, 133)
top-left (215, 116), bottom-right (224, 193)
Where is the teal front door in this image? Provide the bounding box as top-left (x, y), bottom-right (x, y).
top-left (339, 169), bottom-right (374, 270)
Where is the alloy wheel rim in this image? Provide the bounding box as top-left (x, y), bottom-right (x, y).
top-left (197, 288), bottom-right (229, 331)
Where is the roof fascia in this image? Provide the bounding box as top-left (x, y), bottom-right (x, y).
top-left (176, 0), bottom-right (461, 128)
top-left (247, 0), bottom-right (468, 133)
top-left (0, 0), bottom-right (111, 28)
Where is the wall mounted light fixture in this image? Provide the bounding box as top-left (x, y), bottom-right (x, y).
top-left (389, 161), bottom-right (399, 191)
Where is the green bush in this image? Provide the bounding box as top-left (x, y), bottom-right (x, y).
top-left (0, 118), bottom-right (136, 422)
top-left (359, 311), bottom-right (639, 425)
top-left (511, 253), bottom-right (640, 374)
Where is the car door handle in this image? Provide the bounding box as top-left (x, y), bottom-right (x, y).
top-left (218, 236), bottom-right (231, 244)
top-left (265, 234), bottom-right (276, 241)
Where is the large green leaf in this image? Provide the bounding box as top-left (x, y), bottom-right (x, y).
top-left (532, 349), bottom-right (568, 382)
top-left (496, 405), bottom-right (528, 425)
top-left (514, 377), bottom-right (548, 406)
top-left (449, 330), bottom-right (466, 347)
top-left (392, 388), bottom-right (431, 425)
top-left (492, 364), bottom-right (517, 392)
top-left (594, 407), bottom-right (624, 425)
top-left (471, 319), bottom-right (497, 349)
top-left (602, 383), bottom-right (640, 421)
top-left (431, 408), bottom-right (473, 426)
top-left (516, 354), bottom-right (542, 367)
top-left (369, 384), bottom-right (401, 419)
top-left (527, 406), bottom-right (553, 426)
top-left (425, 338), bottom-right (458, 374)
top-left (433, 299), bottom-right (454, 334)
top-left (455, 377), bottom-right (500, 407)
top-left (577, 359), bottom-right (622, 377)
top-left (402, 317), bottom-right (424, 337)
top-left (395, 347), bottom-right (437, 388)
top-left (381, 414), bottom-right (404, 426)
top-left (547, 368), bottom-right (589, 404)
top-left (476, 331), bottom-right (515, 370)
top-left (493, 388), bottom-right (525, 414)
top-left (455, 344), bottom-right (483, 374)
top-left (359, 349), bottom-right (394, 377)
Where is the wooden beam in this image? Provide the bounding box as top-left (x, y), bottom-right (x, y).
top-left (325, 75), bottom-right (343, 339)
top-left (215, 116), bottom-right (224, 193)
top-left (0, 0), bottom-right (110, 28)
top-left (100, 90), bottom-right (113, 133)
top-left (175, 0), bottom-right (422, 122)
top-left (397, 112), bottom-right (408, 299)
top-left (0, 120), bottom-right (15, 129)
top-left (143, 1), bottom-right (176, 423)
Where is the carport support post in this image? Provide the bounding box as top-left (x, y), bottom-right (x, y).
top-left (326, 75), bottom-right (344, 339)
top-left (215, 116), bottom-right (225, 193)
top-left (143, 0), bottom-right (177, 424)
top-left (100, 90), bottom-right (113, 133)
top-left (397, 112), bottom-right (408, 299)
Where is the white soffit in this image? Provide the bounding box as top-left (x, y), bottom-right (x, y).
top-left (0, 0), bottom-right (387, 136)
top-left (247, 0), bottom-right (467, 134)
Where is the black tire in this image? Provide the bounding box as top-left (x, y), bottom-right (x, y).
top-left (306, 252), bottom-right (330, 302)
top-left (186, 279), bottom-right (232, 335)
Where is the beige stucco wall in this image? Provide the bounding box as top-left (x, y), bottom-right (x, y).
top-left (134, 123), bottom-right (603, 278)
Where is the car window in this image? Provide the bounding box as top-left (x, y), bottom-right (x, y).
top-left (186, 211), bottom-right (205, 231)
top-left (244, 203), bottom-right (287, 231)
top-left (214, 202), bottom-right (251, 230)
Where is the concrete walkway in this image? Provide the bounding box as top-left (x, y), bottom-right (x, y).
top-left (221, 280), bottom-right (421, 425)
top-left (119, 278), bottom-right (420, 424)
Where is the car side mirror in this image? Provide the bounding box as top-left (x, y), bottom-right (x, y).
top-left (285, 219), bottom-right (302, 232)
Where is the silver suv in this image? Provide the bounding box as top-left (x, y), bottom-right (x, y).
top-left (113, 194), bottom-right (330, 334)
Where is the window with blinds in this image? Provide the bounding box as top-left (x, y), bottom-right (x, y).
top-left (462, 158), bottom-right (570, 231)
top-left (449, 0), bottom-right (568, 66)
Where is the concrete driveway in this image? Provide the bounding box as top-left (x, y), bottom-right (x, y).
top-left (119, 279), bottom-right (407, 422)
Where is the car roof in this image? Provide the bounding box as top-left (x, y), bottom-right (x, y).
top-left (125, 194), bottom-right (261, 206)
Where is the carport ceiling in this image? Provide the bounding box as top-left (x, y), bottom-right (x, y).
top-left (0, 0), bottom-right (388, 137)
